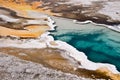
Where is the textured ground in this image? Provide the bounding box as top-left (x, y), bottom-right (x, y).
top-left (0, 52), bottom-right (90, 80)
top-left (0, 47), bottom-right (120, 80)
top-left (40, 0), bottom-right (120, 25)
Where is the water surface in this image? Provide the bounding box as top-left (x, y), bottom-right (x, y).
top-left (50, 17), bottom-right (120, 71)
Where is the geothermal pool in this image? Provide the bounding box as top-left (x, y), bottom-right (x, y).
top-left (50, 17), bottom-right (120, 71)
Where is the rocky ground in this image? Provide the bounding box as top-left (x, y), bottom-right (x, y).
top-left (0, 47), bottom-right (120, 80)
top-left (0, 52), bottom-right (90, 80)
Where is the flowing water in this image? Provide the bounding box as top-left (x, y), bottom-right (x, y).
top-left (50, 17), bottom-right (120, 71)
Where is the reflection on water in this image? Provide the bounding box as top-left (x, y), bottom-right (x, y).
top-left (51, 17), bottom-right (120, 71)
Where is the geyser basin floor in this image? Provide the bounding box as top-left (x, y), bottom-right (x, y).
top-left (0, 47), bottom-right (117, 79)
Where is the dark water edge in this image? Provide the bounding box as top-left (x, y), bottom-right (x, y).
top-left (50, 17), bottom-right (120, 72)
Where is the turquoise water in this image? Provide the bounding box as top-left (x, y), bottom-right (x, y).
top-left (50, 17), bottom-right (120, 71)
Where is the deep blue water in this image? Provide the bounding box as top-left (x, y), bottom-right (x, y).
top-left (50, 17), bottom-right (120, 71)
